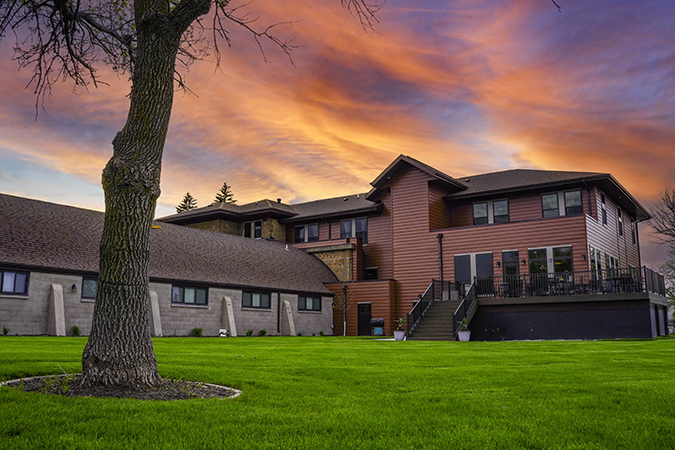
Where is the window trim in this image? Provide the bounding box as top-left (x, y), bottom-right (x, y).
top-left (541, 193), bottom-right (559, 218)
top-left (242, 290), bottom-right (272, 309)
top-left (171, 285), bottom-right (209, 306)
top-left (298, 295), bottom-right (322, 312)
top-left (0, 269), bottom-right (29, 296)
top-left (81, 277), bottom-right (98, 300)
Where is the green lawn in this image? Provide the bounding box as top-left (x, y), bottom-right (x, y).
top-left (1, 336), bottom-right (674, 449)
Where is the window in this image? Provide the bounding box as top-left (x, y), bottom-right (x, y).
top-left (605, 253), bottom-right (618, 270)
top-left (295, 224), bottom-right (319, 243)
top-left (172, 285), bottom-right (208, 305)
top-left (617, 207), bottom-right (623, 236)
top-left (564, 190), bottom-right (583, 216)
top-left (473, 202), bottom-right (488, 225)
top-left (365, 267), bottom-right (378, 280)
top-left (502, 251), bottom-right (519, 276)
top-left (631, 220), bottom-right (636, 245)
top-left (542, 193), bottom-right (559, 218)
top-left (528, 249), bottom-right (548, 274)
top-left (299, 295), bottom-right (321, 311)
top-left (244, 221), bottom-right (262, 239)
top-left (340, 218), bottom-right (368, 244)
top-left (82, 277), bottom-right (97, 299)
top-left (553, 246), bottom-right (573, 273)
top-left (601, 192), bottom-right (607, 225)
top-left (454, 255), bottom-right (472, 285)
top-left (242, 290), bottom-right (271, 309)
top-left (0, 270), bottom-right (28, 295)
top-left (493, 200), bottom-right (509, 224)
top-left (475, 253), bottom-right (493, 278)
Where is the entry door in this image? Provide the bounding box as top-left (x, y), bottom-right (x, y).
top-left (357, 303), bottom-right (372, 336)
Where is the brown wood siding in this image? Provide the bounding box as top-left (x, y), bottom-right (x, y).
top-left (449, 202), bottom-right (473, 228)
top-left (428, 184), bottom-right (450, 230)
top-left (441, 215), bottom-right (589, 282)
top-left (586, 191), bottom-right (640, 269)
top-left (326, 280), bottom-right (395, 336)
top-left (363, 194), bottom-right (393, 280)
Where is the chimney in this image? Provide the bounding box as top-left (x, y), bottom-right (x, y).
top-left (277, 198), bottom-right (281, 203)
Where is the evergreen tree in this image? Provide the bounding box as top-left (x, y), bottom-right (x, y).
top-left (214, 182), bottom-right (237, 204)
top-left (176, 193), bottom-right (198, 213)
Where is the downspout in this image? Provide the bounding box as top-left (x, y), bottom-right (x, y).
top-left (277, 290), bottom-right (282, 334)
top-left (437, 233), bottom-right (444, 282)
top-left (341, 284), bottom-right (348, 337)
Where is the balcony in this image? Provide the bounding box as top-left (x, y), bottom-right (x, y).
top-left (475, 266), bottom-right (666, 299)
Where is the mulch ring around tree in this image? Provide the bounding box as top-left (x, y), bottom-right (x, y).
top-left (0, 374), bottom-right (241, 400)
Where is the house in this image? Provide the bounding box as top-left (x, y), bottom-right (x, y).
top-left (159, 155), bottom-right (669, 340)
top-left (0, 194), bottom-right (337, 337)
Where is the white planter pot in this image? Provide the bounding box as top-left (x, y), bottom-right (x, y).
top-left (394, 330), bottom-right (405, 341)
top-left (458, 330), bottom-right (471, 342)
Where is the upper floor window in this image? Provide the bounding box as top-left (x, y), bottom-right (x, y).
top-left (365, 267), bottom-right (378, 280)
top-left (244, 220), bottom-right (262, 239)
top-left (493, 200), bottom-right (509, 223)
top-left (82, 277), bottom-right (97, 300)
top-left (298, 295), bottom-right (321, 312)
top-left (172, 285), bottom-right (208, 305)
top-left (242, 290), bottom-right (271, 309)
top-left (541, 193), bottom-right (559, 218)
top-left (473, 203), bottom-right (488, 225)
top-left (294, 224), bottom-right (319, 243)
top-left (564, 190), bottom-right (583, 216)
top-left (617, 207), bottom-right (623, 236)
top-left (0, 269), bottom-right (28, 295)
top-left (631, 220), bottom-right (636, 245)
top-left (340, 218), bottom-right (368, 244)
top-left (601, 192), bottom-right (607, 225)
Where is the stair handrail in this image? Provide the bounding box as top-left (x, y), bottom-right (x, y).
top-left (407, 280), bottom-right (435, 336)
top-left (452, 280), bottom-right (477, 338)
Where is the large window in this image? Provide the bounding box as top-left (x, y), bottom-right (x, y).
top-left (564, 190), bottom-right (583, 216)
top-left (473, 203), bottom-right (488, 225)
top-left (0, 270), bottom-right (28, 295)
top-left (502, 251), bottom-right (519, 276)
top-left (242, 290), bottom-right (271, 309)
top-left (244, 221), bottom-right (263, 239)
top-left (528, 249), bottom-right (548, 274)
top-left (299, 295), bottom-right (321, 311)
top-left (541, 193), bottom-right (559, 218)
top-left (631, 220), bottom-right (636, 245)
top-left (295, 224), bottom-right (319, 243)
top-left (617, 207), bottom-right (623, 236)
top-left (172, 285), bottom-right (208, 305)
top-left (82, 277), bottom-right (97, 300)
top-left (454, 255), bottom-right (472, 285)
top-left (553, 246), bottom-right (573, 273)
top-left (493, 200), bottom-right (509, 223)
top-left (340, 218), bottom-right (368, 244)
top-left (601, 192), bottom-right (607, 225)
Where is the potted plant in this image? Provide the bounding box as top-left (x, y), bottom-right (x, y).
top-left (457, 319), bottom-right (471, 342)
top-left (394, 318), bottom-right (406, 341)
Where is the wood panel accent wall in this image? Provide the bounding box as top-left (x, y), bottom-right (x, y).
top-left (428, 183), bottom-right (451, 230)
top-left (364, 195), bottom-right (393, 280)
top-left (326, 280), bottom-right (395, 336)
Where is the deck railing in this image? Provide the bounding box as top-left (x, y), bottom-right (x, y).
top-left (407, 280), bottom-right (465, 335)
top-left (452, 281), bottom-right (477, 338)
top-left (475, 266), bottom-right (666, 299)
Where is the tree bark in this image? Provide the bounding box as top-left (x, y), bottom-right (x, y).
top-left (81, 0), bottom-right (211, 387)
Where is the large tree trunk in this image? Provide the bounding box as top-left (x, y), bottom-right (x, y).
top-left (81, 0), bottom-right (211, 387)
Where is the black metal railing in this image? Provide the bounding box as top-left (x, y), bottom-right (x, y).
top-left (452, 281), bottom-right (477, 338)
top-left (475, 266), bottom-right (666, 299)
top-left (407, 280), bottom-right (466, 335)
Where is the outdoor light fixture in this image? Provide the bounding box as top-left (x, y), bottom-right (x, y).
top-left (521, 259), bottom-right (527, 265)
top-left (581, 254), bottom-right (586, 261)
top-left (496, 261), bottom-right (501, 267)
top-left (71, 284), bottom-right (77, 293)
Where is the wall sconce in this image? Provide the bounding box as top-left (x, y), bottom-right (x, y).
top-left (521, 259), bottom-right (527, 265)
top-left (71, 284), bottom-right (77, 293)
top-left (496, 261), bottom-right (501, 267)
top-left (581, 254), bottom-right (586, 261)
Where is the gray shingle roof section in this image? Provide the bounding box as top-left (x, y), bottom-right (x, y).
top-left (450, 169), bottom-right (605, 197)
top-left (0, 194), bottom-right (336, 294)
top-left (285, 193), bottom-right (378, 221)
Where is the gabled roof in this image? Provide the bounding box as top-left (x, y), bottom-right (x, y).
top-left (0, 194), bottom-right (337, 295)
top-left (366, 154), bottom-right (467, 200)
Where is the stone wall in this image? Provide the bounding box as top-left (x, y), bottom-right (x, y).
top-left (1, 270), bottom-right (333, 337)
top-left (186, 219), bottom-right (241, 235)
top-left (305, 243), bottom-right (355, 282)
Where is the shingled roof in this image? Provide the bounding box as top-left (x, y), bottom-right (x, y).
top-left (0, 194), bottom-right (336, 295)
top-left (450, 169), bottom-right (604, 196)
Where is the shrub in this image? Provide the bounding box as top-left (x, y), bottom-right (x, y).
top-left (258, 330), bottom-right (266, 337)
top-left (68, 325), bottom-right (80, 337)
top-left (297, 333), bottom-right (302, 336)
top-left (319, 331), bottom-right (325, 336)
top-left (190, 328), bottom-right (203, 337)
top-left (246, 329), bottom-right (253, 337)
top-left (2, 327), bottom-right (8, 336)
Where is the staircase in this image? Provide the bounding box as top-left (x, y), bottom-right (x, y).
top-left (407, 300), bottom-right (461, 341)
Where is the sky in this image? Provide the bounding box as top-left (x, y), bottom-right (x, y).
top-left (0, 0), bottom-right (673, 270)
